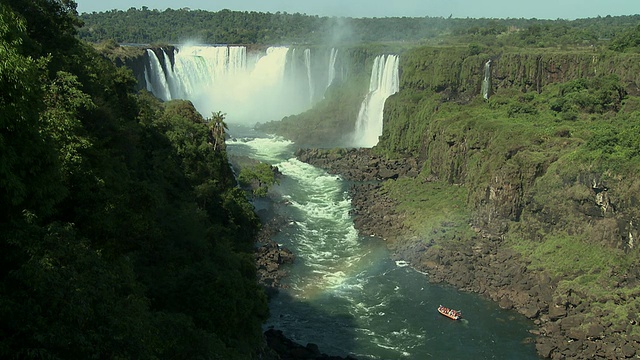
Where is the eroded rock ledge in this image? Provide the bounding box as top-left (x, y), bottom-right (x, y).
top-left (296, 147), bottom-right (640, 360)
top-left (295, 148), bottom-right (419, 181)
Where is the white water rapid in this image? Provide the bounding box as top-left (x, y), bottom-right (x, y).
top-left (352, 55), bottom-right (400, 148)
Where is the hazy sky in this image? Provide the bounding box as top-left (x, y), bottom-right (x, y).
top-left (75, 0), bottom-right (639, 20)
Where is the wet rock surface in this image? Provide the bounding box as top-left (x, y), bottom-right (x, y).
top-left (296, 148), bottom-right (640, 360)
top-left (255, 215), bottom-right (295, 294)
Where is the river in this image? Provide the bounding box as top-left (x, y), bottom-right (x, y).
top-left (227, 127), bottom-right (540, 360)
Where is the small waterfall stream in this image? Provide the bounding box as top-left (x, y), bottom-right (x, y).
top-left (482, 59), bottom-right (492, 100)
top-left (327, 48), bottom-right (339, 90)
top-left (145, 49), bottom-right (172, 101)
top-left (304, 48), bottom-right (314, 105)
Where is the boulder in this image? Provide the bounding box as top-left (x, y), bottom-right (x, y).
top-left (567, 327), bottom-right (587, 340)
top-left (536, 339), bottom-right (557, 358)
top-left (548, 305), bottom-right (567, 321)
top-left (585, 323), bottom-right (604, 340)
top-left (523, 305), bottom-right (540, 319)
top-left (622, 343), bottom-right (637, 358)
top-left (499, 296), bottom-right (514, 310)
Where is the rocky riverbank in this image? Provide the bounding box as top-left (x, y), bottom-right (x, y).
top-left (255, 214), bottom-right (295, 294)
top-left (296, 148), bottom-right (640, 360)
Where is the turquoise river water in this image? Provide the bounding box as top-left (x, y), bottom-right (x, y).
top-left (227, 128), bottom-right (540, 360)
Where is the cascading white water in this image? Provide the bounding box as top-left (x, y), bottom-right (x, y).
top-left (481, 59), bottom-right (492, 100)
top-left (170, 45), bottom-right (247, 100)
top-left (326, 48), bottom-right (338, 90)
top-left (143, 45), bottom-right (319, 124)
top-left (304, 48), bottom-right (314, 105)
top-left (352, 54), bottom-right (400, 148)
top-left (145, 49), bottom-right (172, 101)
top-left (290, 48), bottom-right (297, 74)
top-left (162, 50), bottom-right (179, 98)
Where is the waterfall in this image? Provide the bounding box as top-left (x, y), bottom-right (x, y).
top-left (352, 54), bottom-right (399, 148)
top-left (326, 48), bottom-right (338, 91)
top-left (481, 59), bottom-right (491, 100)
top-left (144, 66), bottom-right (152, 93)
top-left (169, 45), bottom-right (247, 99)
top-left (162, 49), bottom-right (179, 98)
top-left (143, 45), bottom-right (305, 124)
top-left (304, 48), bottom-right (314, 105)
top-left (145, 49), bottom-right (172, 101)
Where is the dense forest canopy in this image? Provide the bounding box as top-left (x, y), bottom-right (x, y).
top-left (1, 1), bottom-right (268, 359)
top-left (78, 7), bottom-right (639, 50)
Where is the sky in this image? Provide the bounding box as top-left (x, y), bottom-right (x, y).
top-left (75, 0), bottom-right (639, 20)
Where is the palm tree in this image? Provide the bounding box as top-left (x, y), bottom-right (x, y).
top-left (209, 111), bottom-right (228, 151)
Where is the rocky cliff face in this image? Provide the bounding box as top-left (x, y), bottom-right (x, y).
top-left (97, 45), bottom-right (177, 93)
top-left (398, 47), bottom-right (640, 101)
top-left (382, 47), bottom-right (640, 241)
top-left (368, 47), bottom-right (640, 359)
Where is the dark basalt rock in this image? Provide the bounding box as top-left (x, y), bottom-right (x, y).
top-left (255, 216), bottom-right (295, 293)
top-left (294, 148), bottom-right (419, 182)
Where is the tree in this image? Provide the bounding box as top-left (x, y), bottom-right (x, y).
top-left (238, 162), bottom-right (279, 197)
top-left (209, 110), bottom-right (228, 151)
top-left (5, 0), bottom-right (83, 72)
top-left (610, 24), bottom-right (640, 52)
top-left (0, 4), bottom-right (63, 222)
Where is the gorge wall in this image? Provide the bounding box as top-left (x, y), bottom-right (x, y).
top-left (381, 46), bottom-right (640, 243)
top-left (369, 46), bottom-right (640, 359)
top-left (397, 47), bottom-right (640, 101)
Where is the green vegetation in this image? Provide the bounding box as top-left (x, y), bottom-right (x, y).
top-left (238, 162), bottom-right (280, 197)
top-left (382, 178), bottom-right (473, 245)
top-left (78, 7), bottom-right (639, 49)
top-left (610, 23), bottom-right (640, 52)
top-left (509, 232), bottom-right (640, 337)
top-left (0, 1), bottom-right (267, 359)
